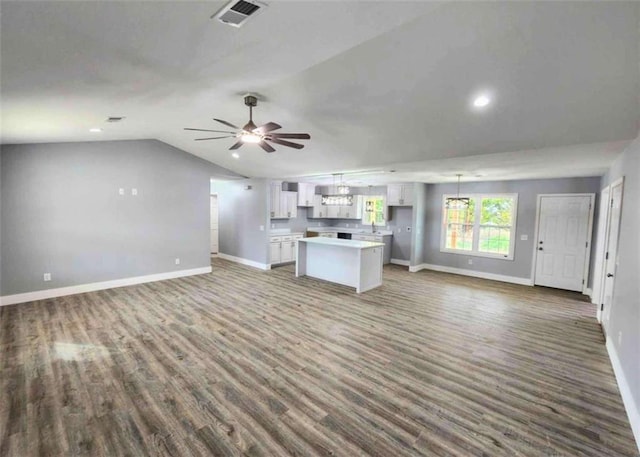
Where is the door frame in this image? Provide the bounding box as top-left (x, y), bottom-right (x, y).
top-left (599, 177), bottom-right (624, 330)
top-left (592, 184), bottom-right (612, 322)
top-left (531, 193), bottom-right (595, 295)
top-left (210, 193), bottom-right (218, 255)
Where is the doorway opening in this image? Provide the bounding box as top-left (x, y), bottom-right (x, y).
top-left (592, 178), bottom-right (624, 336)
top-left (210, 194), bottom-right (219, 255)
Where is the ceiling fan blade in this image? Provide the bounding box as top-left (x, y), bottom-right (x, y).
top-left (214, 118), bottom-right (240, 130)
top-left (253, 122), bottom-right (282, 134)
top-left (229, 141), bottom-right (244, 150)
top-left (268, 133), bottom-right (310, 140)
top-left (195, 136), bottom-right (236, 141)
top-left (185, 128), bottom-right (237, 134)
top-left (267, 138), bottom-right (304, 150)
top-left (258, 140), bottom-right (276, 153)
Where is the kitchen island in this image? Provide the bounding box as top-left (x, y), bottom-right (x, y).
top-left (295, 237), bottom-right (385, 293)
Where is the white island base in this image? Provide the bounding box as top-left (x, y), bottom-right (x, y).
top-left (295, 237), bottom-right (385, 293)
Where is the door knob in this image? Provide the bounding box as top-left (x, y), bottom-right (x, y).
top-left (607, 273), bottom-right (614, 278)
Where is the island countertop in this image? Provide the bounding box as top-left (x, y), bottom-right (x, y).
top-left (298, 237), bottom-right (384, 249)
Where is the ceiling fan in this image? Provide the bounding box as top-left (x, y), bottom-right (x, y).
top-left (184, 95), bottom-right (310, 153)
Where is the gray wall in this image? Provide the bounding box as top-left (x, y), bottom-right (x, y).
top-left (601, 136), bottom-right (639, 426)
top-left (410, 183), bottom-right (428, 267)
top-left (0, 140), bottom-right (236, 296)
top-left (211, 178), bottom-right (270, 265)
top-left (423, 177), bottom-right (601, 280)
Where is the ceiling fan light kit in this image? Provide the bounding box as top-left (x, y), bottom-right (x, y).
top-left (185, 95), bottom-right (310, 153)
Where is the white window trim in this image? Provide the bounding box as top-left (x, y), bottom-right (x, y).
top-left (440, 193), bottom-right (518, 261)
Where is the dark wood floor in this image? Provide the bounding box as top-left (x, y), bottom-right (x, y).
top-left (0, 259), bottom-right (637, 456)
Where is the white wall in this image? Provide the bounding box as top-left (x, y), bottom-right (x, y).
top-left (600, 135), bottom-right (640, 448)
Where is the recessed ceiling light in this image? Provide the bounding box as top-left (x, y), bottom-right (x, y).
top-left (232, 152), bottom-right (240, 159)
top-left (472, 94), bottom-right (491, 109)
top-left (89, 128), bottom-right (102, 133)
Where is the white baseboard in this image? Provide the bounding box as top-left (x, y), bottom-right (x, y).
top-left (390, 258), bottom-right (410, 267)
top-left (0, 266), bottom-right (212, 307)
top-left (217, 253), bottom-right (271, 271)
top-left (584, 287), bottom-right (593, 298)
top-left (606, 339), bottom-right (640, 454)
top-left (409, 263), bottom-right (533, 286)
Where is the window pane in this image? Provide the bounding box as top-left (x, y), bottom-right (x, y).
top-left (480, 197), bottom-right (513, 226)
top-left (479, 226), bottom-right (511, 255)
top-left (446, 198), bottom-right (475, 224)
top-left (445, 223), bottom-right (473, 251)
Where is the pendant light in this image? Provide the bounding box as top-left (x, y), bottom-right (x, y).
top-left (445, 174), bottom-right (469, 208)
top-left (322, 174), bottom-right (353, 206)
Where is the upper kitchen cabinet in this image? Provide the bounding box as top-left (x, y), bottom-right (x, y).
top-left (283, 191), bottom-right (298, 219)
top-left (387, 184), bottom-right (414, 206)
top-left (297, 183), bottom-right (316, 207)
top-left (270, 181), bottom-right (298, 218)
top-left (311, 194), bottom-right (326, 218)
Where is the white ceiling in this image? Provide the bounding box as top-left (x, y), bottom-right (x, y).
top-left (2, 1), bottom-right (639, 183)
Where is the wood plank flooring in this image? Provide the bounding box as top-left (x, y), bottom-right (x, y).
top-left (1, 258), bottom-right (637, 456)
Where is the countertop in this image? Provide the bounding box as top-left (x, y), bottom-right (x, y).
top-left (305, 227), bottom-right (393, 236)
top-left (298, 237), bottom-right (385, 249)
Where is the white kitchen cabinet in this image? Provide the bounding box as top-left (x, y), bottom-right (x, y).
top-left (281, 238), bottom-right (295, 263)
top-left (339, 196), bottom-right (363, 219)
top-left (270, 182), bottom-right (282, 218)
top-left (326, 205), bottom-right (340, 219)
top-left (270, 241), bottom-right (282, 264)
top-left (283, 191), bottom-right (298, 219)
top-left (311, 194), bottom-right (326, 218)
top-left (297, 183), bottom-right (316, 207)
top-left (387, 184), bottom-right (413, 206)
top-left (270, 182), bottom-right (298, 219)
top-left (270, 233), bottom-right (303, 265)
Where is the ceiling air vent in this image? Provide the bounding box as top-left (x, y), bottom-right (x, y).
top-left (212, 0), bottom-right (266, 28)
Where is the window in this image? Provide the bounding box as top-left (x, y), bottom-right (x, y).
top-left (441, 194), bottom-right (518, 260)
top-left (362, 196), bottom-right (386, 225)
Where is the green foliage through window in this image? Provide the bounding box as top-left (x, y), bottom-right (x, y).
top-left (442, 194), bottom-right (516, 258)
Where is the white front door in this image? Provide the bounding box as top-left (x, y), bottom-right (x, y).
top-left (210, 195), bottom-right (219, 254)
top-left (534, 195), bottom-right (592, 291)
top-left (602, 180), bottom-right (624, 337)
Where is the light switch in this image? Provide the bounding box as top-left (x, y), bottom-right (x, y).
top-left (43, 273), bottom-right (51, 281)
top-left (118, 188), bottom-right (125, 196)
top-left (259, 225), bottom-right (265, 231)
top-left (175, 258), bottom-right (180, 265)
top-left (520, 234), bottom-right (528, 241)
top-left (131, 188), bottom-right (138, 196)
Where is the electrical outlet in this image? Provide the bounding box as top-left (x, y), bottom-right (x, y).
top-left (271, 223), bottom-right (275, 229)
top-left (43, 273), bottom-right (51, 282)
top-left (346, 224), bottom-right (349, 227)
top-left (468, 259), bottom-right (473, 265)
top-left (259, 225), bottom-right (265, 231)
top-left (118, 188), bottom-right (125, 196)
top-left (398, 228), bottom-right (401, 233)
top-left (175, 258), bottom-right (180, 265)
top-left (131, 188), bottom-right (138, 196)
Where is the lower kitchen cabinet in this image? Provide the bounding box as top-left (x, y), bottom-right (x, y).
top-left (270, 233), bottom-right (303, 265)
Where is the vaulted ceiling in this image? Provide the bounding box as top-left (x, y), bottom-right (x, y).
top-left (1, 1), bottom-right (639, 183)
